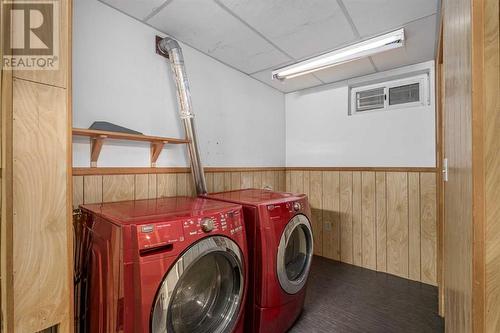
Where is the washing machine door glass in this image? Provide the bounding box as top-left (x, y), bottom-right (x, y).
top-left (151, 236), bottom-right (244, 333)
top-left (277, 214), bottom-right (313, 294)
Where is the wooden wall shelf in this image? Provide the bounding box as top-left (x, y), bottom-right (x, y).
top-left (72, 128), bottom-right (189, 167)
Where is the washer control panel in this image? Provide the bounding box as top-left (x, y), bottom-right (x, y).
top-left (182, 209), bottom-right (243, 238)
top-left (136, 209), bottom-right (243, 251)
top-left (137, 221), bottom-right (184, 251)
top-left (200, 218), bottom-right (215, 233)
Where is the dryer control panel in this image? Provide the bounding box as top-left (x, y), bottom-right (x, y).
top-left (267, 198), bottom-right (308, 220)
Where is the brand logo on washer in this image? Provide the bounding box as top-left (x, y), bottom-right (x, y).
top-left (141, 225), bottom-right (154, 233)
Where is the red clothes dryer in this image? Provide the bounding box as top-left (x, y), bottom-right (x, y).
top-left (205, 189), bottom-right (314, 333)
top-left (76, 197), bottom-right (247, 333)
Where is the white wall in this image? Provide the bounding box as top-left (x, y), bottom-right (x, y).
top-left (285, 62), bottom-right (436, 167)
top-left (74, 1), bottom-right (436, 169)
top-left (73, 0), bottom-right (285, 168)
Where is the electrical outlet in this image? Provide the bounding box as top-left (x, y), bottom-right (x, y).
top-left (324, 221), bottom-right (332, 231)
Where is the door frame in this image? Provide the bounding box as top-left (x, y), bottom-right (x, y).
top-left (435, 20), bottom-right (445, 318)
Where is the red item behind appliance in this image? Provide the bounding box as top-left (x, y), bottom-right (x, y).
top-left (205, 189), bottom-right (313, 333)
top-left (76, 197), bottom-right (248, 333)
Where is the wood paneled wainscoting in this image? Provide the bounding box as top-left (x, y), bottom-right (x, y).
top-left (73, 166), bottom-right (438, 287)
top-left (286, 168), bottom-right (438, 286)
top-left (72, 167), bottom-right (286, 206)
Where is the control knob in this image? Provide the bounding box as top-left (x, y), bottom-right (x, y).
top-left (201, 218), bottom-right (215, 233)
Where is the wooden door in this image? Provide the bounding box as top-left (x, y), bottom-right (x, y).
top-left (441, 0), bottom-right (499, 332)
top-left (442, 0), bottom-right (474, 331)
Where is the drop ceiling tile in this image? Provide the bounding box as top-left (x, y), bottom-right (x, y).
top-left (251, 69), bottom-right (322, 93)
top-left (314, 58), bottom-right (376, 84)
top-left (218, 0), bottom-right (357, 60)
top-left (99, 0), bottom-right (167, 20)
top-left (147, 0), bottom-right (291, 74)
top-left (370, 15), bottom-right (437, 71)
top-left (342, 0), bottom-right (439, 37)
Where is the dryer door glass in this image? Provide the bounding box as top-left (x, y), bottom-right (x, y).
top-left (151, 236), bottom-right (244, 333)
top-left (285, 226), bottom-right (308, 281)
top-left (277, 214), bottom-right (313, 294)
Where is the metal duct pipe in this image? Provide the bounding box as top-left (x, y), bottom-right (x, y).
top-left (158, 37), bottom-right (207, 195)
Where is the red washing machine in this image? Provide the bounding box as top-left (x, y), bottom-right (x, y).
top-left (75, 197), bottom-right (247, 333)
top-left (205, 189), bottom-right (314, 333)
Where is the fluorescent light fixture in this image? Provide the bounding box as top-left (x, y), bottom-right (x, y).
top-left (272, 28), bottom-right (405, 81)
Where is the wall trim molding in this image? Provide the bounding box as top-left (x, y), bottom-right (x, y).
top-left (286, 167), bottom-right (438, 172)
top-left (205, 167), bottom-right (286, 173)
top-left (73, 166), bottom-right (286, 175)
top-left (73, 167), bottom-right (192, 175)
top-left (73, 166), bottom-right (437, 176)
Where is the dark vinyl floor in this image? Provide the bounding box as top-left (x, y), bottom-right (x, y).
top-left (289, 256), bottom-right (444, 333)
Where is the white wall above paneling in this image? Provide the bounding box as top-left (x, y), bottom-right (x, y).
top-left (285, 62), bottom-right (436, 167)
top-left (75, 1), bottom-right (437, 170)
top-left (99, 0), bottom-right (441, 93)
top-left (73, 0), bottom-right (285, 168)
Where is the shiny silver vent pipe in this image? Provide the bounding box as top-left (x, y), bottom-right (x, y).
top-left (158, 37), bottom-right (208, 195)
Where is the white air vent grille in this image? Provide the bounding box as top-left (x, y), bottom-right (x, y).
top-left (356, 87), bottom-right (385, 112)
top-left (389, 83), bottom-right (420, 105)
top-left (350, 73), bottom-right (429, 115)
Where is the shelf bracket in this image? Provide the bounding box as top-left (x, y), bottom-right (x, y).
top-left (151, 141), bottom-right (167, 167)
top-left (90, 135), bottom-right (106, 168)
